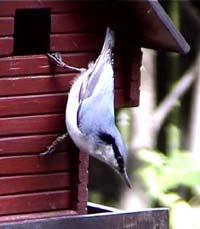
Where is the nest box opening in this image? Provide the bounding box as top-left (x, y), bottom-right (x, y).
top-left (14, 8), bottom-right (50, 55)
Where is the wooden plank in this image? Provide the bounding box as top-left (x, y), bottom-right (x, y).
top-left (0, 114), bottom-right (65, 137)
top-left (0, 134), bottom-right (70, 156)
top-left (0, 53), bottom-right (97, 77)
top-left (0, 89), bottom-right (132, 118)
top-left (0, 190), bottom-right (71, 216)
top-left (0, 17), bottom-right (14, 36)
top-left (0, 72), bottom-right (124, 97)
top-left (0, 1), bottom-right (107, 16)
top-left (0, 152), bottom-right (71, 175)
top-left (0, 210), bottom-right (77, 223)
top-left (75, 152), bottom-right (89, 214)
top-left (0, 93), bottom-right (67, 118)
top-left (0, 172), bottom-right (71, 195)
top-left (50, 33), bottom-right (103, 52)
top-left (51, 13), bottom-right (108, 33)
top-left (0, 207), bottom-right (169, 229)
top-left (0, 74), bottom-right (74, 96)
top-left (0, 37), bottom-right (13, 56)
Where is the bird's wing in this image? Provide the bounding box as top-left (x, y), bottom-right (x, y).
top-left (79, 27), bottom-right (115, 101)
top-left (77, 89), bottom-right (115, 136)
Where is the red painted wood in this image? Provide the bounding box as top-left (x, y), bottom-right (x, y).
top-left (0, 134), bottom-right (69, 155)
top-left (0, 114), bottom-right (65, 137)
top-left (50, 33), bottom-right (103, 52)
top-left (129, 83), bottom-right (140, 107)
top-left (0, 190), bottom-right (71, 216)
top-left (0, 93), bottom-right (67, 118)
top-left (0, 37), bottom-right (13, 56)
top-left (0, 152), bottom-right (71, 175)
top-left (0, 210), bottom-right (77, 223)
top-left (130, 48), bottom-right (143, 81)
top-left (73, 152), bottom-right (89, 214)
top-left (0, 172), bottom-right (71, 195)
top-left (51, 13), bottom-right (108, 33)
top-left (0, 17), bottom-right (14, 36)
top-left (0, 53), bottom-right (97, 77)
top-left (0, 74), bottom-right (74, 96)
top-left (0, 1), bottom-right (106, 16)
top-left (0, 89), bottom-right (131, 118)
top-left (0, 72), bottom-right (124, 97)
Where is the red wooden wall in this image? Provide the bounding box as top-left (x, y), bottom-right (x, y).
top-left (0, 1), bottom-right (141, 222)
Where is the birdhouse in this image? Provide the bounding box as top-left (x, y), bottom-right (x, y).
top-left (0, 0), bottom-right (189, 226)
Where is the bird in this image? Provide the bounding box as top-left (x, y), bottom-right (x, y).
top-left (65, 27), bottom-right (131, 188)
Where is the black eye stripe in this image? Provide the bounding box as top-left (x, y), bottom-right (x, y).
top-left (98, 132), bottom-right (124, 171)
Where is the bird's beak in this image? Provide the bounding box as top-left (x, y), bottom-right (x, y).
top-left (120, 169), bottom-right (132, 188)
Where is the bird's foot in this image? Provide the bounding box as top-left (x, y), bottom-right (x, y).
top-left (46, 52), bottom-right (85, 72)
top-left (39, 133), bottom-right (68, 157)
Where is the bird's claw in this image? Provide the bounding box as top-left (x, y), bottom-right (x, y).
top-left (46, 52), bottom-right (85, 72)
top-left (39, 133), bottom-right (68, 157)
top-left (39, 145), bottom-right (56, 157)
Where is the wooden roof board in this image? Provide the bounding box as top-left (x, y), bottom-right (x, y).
top-left (116, 0), bottom-right (190, 54)
top-left (0, 1), bottom-right (189, 54)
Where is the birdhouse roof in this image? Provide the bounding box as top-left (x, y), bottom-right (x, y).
top-left (114, 0), bottom-right (190, 54)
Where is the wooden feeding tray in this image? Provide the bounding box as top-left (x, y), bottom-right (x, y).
top-left (0, 0), bottom-right (189, 224)
top-left (0, 203), bottom-right (169, 229)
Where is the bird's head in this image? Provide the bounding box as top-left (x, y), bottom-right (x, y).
top-left (95, 130), bottom-right (131, 188)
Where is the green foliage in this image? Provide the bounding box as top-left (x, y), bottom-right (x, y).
top-left (136, 149), bottom-right (200, 228)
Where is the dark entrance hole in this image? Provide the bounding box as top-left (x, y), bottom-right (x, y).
top-left (14, 8), bottom-right (50, 55)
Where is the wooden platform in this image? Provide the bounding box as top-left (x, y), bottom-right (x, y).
top-left (0, 203), bottom-right (169, 229)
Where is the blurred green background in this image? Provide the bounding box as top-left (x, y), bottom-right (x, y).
top-left (88, 1), bottom-right (200, 229)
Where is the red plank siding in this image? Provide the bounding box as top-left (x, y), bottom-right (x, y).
top-left (0, 134), bottom-right (70, 155)
top-left (0, 210), bottom-right (77, 223)
top-left (0, 89), bottom-right (133, 118)
top-left (0, 93), bottom-right (67, 118)
top-left (0, 153), bottom-right (71, 175)
top-left (0, 53), bottom-right (97, 77)
top-left (51, 14), bottom-right (108, 33)
top-left (0, 74), bottom-right (74, 96)
top-left (0, 37), bottom-right (13, 56)
top-left (0, 17), bottom-right (14, 36)
top-left (0, 1), bottom-right (107, 16)
top-left (0, 172), bottom-right (71, 195)
top-left (50, 33), bottom-right (103, 52)
top-left (75, 152), bottom-right (88, 214)
top-left (0, 72), bottom-right (124, 97)
top-left (0, 190), bottom-right (71, 216)
top-left (0, 114), bottom-right (65, 137)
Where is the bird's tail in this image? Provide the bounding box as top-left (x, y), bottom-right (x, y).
top-left (100, 27), bottom-right (115, 57)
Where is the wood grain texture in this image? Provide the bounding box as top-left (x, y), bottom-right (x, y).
top-left (0, 1), bottom-right (107, 16)
top-left (0, 172), bottom-right (71, 195)
top-left (72, 152), bottom-right (89, 214)
top-left (0, 37), bottom-right (13, 56)
top-left (130, 48), bottom-right (142, 81)
top-left (0, 152), bottom-right (71, 175)
top-left (0, 93), bottom-right (67, 118)
top-left (0, 72), bottom-right (124, 97)
top-left (0, 208), bottom-right (169, 228)
top-left (0, 89), bottom-right (133, 118)
top-left (0, 210), bottom-right (77, 223)
top-left (0, 17), bottom-right (14, 36)
top-left (0, 53), bottom-right (97, 77)
top-left (0, 114), bottom-right (65, 137)
top-left (0, 190), bottom-right (72, 216)
top-left (50, 33), bottom-right (103, 52)
top-left (0, 74), bottom-right (74, 96)
top-left (51, 13), bottom-right (108, 33)
top-left (0, 134), bottom-right (70, 155)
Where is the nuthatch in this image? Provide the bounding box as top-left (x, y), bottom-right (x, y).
top-left (65, 28), bottom-right (131, 188)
